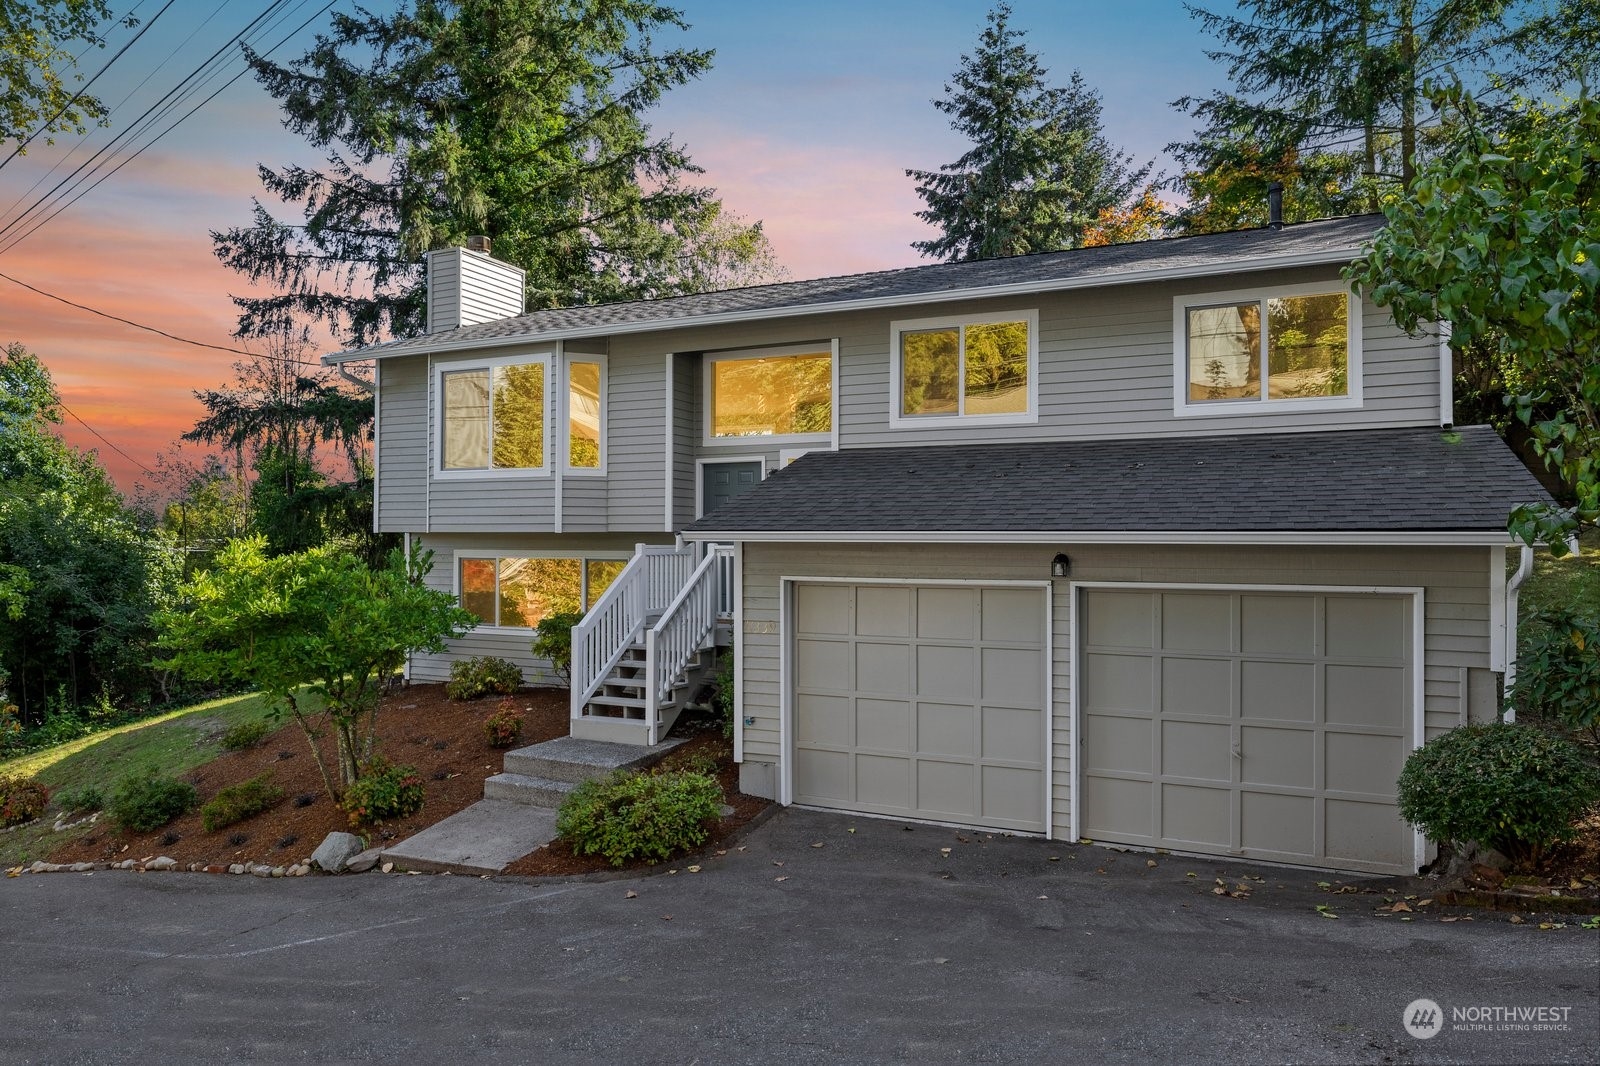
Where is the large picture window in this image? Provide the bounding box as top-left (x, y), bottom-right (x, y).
top-left (706, 346), bottom-right (832, 442)
top-left (438, 355), bottom-right (549, 472)
top-left (1175, 285), bottom-right (1360, 415)
top-left (458, 555), bottom-right (627, 629)
top-left (891, 311), bottom-right (1037, 426)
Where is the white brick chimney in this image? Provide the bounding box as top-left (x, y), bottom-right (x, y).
top-left (424, 236), bottom-right (527, 334)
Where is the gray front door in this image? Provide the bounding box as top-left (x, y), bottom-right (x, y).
top-left (1078, 588), bottom-right (1415, 874)
top-left (791, 582), bottom-right (1048, 833)
top-left (701, 461), bottom-right (763, 516)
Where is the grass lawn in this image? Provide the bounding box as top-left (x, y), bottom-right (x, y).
top-left (1517, 530), bottom-right (1600, 624)
top-left (1, 691), bottom-right (313, 867)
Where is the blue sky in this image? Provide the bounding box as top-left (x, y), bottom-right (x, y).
top-left (0, 0), bottom-right (1231, 485)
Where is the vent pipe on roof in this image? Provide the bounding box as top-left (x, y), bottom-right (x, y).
top-left (1267, 182), bottom-right (1284, 230)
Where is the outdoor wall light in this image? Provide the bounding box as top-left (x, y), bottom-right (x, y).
top-left (1051, 553), bottom-right (1071, 578)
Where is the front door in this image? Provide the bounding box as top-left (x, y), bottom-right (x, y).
top-left (700, 460), bottom-right (764, 517)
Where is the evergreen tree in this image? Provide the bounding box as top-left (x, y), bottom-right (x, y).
top-left (907, 4), bottom-right (1150, 261)
top-left (1169, 0), bottom-right (1519, 226)
top-left (214, 0), bottom-right (784, 349)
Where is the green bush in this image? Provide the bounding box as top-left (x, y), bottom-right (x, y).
top-left (708, 650), bottom-right (734, 739)
top-left (342, 757), bottom-right (425, 828)
top-left (483, 699), bottom-right (524, 749)
top-left (1397, 722), bottom-right (1600, 868)
top-left (445, 656), bottom-right (523, 701)
top-left (531, 612), bottom-right (583, 687)
top-left (219, 719), bottom-right (271, 751)
top-left (556, 769), bottom-right (724, 867)
top-left (1512, 609), bottom-right (1600, 735)
top-left (55, 785), bottom-right (103, 814)
top-left (1, 775), bottom-right (51, 827)
top-left (200, 772), bottom-right (284, 832)
top-left (109, 772), bottom-right (198, 833)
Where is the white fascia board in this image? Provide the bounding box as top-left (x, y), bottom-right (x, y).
top-left (679, 529), bottom-right (1519, 547)
top-left (322, 245), bottom-right (1363, 365)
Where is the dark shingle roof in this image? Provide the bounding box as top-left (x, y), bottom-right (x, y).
top-left (682, 425), bottom-right (1549, 537)
top-left (332, 215), bottom-right (1384, 361)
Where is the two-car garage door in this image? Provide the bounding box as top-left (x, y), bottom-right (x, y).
top-left (787, 579), bottom-right (1418, 874)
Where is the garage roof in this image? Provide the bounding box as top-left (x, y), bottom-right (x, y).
top-left (327, 214), bottom-right (1383, 362)
top-left (681, 425), bottom-right (1550, 543)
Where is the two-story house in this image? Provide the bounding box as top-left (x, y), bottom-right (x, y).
top-left (325, 216), bottom-right (1549, 876)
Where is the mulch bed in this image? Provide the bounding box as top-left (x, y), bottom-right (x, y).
top-left (47, 684), bottom-right (570, 870)
top-left (44, 685), bottom-right (771, 877)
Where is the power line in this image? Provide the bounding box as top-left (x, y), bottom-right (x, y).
top-left (58, 399), bottom-right (157, 477)
top-left (0, 0), bottom-right (180, 173)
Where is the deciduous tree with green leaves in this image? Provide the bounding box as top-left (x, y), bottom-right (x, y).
top-left (1348, 89), bottom-right (1599, 550)
top-left (0, 0), bottom-right (117, 148)
top-left (155, 538), bottom-right (476, 800)
top-left (907, 3), bottom-right (1150, 261)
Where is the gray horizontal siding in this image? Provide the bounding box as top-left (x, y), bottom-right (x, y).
top-left (738, 542), bottom-right (1493, 839)
top-left (377, 356), bottom-right (427, 532)
top-left (606, 344), bottom-right (670, 531)
top-left (561, 477), bottom-right (608, 532)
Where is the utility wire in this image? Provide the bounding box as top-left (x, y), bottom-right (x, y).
top-left (0, 0), bottom-right (302, 249)
top-left (58, 399), bottom-right (157, 476)
top-left (0, 0), bottom-right (179, 173)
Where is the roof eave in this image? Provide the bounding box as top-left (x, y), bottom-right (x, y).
top-left (322, 243), bottom-right (1365, 365)
top-left (679, 529), bottom-right (1517, 547)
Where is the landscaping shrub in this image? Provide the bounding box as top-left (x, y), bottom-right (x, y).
top-left (342, 757), bottom-right (425, 827)
top-left (1397, 722), bottom-right (1600, 868)
top-left (200, 772), bottom-right (285, 832)
top-left (108, 772), bottom-right (198, 833)
top-left (556, 769), bottom-right (723, 866)
top-left (0, 775), bottom-right (50, 827)
top-left (483, 699), bottom-right (524, 749)
top-left (1511, 609), bottom-right (1600, 736)
top-left (445, 656), bottom-right (523, 701)
top-left (219, 719), bottom-right (271, 751)
top-left (531, 612), bottom-right (583, 687)
top-left (55, 785), bottom-right (103, 814)
top-left (708, 650), bottom-right (734, 739)
top-left (0, 700), bottom-right (21, 753)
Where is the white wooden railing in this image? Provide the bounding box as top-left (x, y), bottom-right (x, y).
top-left (644, 545), bottom-right (733, 744)
top-left (570, 543), bottom-right (697, 719)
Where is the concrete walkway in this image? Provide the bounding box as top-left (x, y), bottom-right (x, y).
top-left (379, 799), bottom-right (557, 875)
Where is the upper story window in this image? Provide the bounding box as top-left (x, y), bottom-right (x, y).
top-left (705, 344), bottom-right (832, 445)
top-left (566, 357), bottom-right (604, 472)
top-left (890, 310), bottom-right (1038, 428)
top-left (437, 353), bottom-right (550, 475)
top-left (1174, 283), bottom-right (1361, 416)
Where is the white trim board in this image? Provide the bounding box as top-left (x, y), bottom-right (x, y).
top-left (1065, 579), bottom-right (1428, 872)
top-left (327, 245), bottom-right (1366, 363)
top-left (684, 529), bottom-right (1520, 547)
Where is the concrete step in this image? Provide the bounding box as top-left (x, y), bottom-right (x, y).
top-left (379, 800), bottom-right (557, 875)
top-left (502, 734), bottom-right (687, 784)
top-left (482, 772), bottom-right (578, 808)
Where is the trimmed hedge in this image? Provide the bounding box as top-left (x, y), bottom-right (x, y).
top-left (200, 772), bottom-right (284, 832)
top-left (556, 769), bottom-right (723, 867)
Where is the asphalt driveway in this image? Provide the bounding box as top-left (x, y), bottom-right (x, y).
top-left (3, 808), bottom-right (1596, 1065)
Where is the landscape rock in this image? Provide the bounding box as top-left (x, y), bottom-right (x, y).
top-left (69, 862), bottom-right (94, 872)
top-left (229, 864), bottom-right (246, 875)
top-left (251, 864), bottom-right (273, 877)
top-left (270, 866), bottom-right (285, 878)
top-left (310, 831), bottom-right (366, 874)
top-left (344, 848), bottom-right (384, 874)
top-left (145, 857), bottom-right (177, 871)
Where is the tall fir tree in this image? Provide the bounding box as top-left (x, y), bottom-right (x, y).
top-left (907, 3), bottom-right (1149, 262)
top-left (1168, 0), bottom-right (1521, 230)
top-left (214, 0), bottom-right (785, 349)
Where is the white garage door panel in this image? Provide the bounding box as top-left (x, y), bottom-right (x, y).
top-left (1080, 588), bottom-right (1416, 875)
top-left (792, 582), bottom-right (1047, 833)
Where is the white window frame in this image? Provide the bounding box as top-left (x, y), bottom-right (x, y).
top-left (432, 351), bottom-right (554, 479)
top-left (889, 308), bottom-right (1040, 429)
top-left (452, 550), bottom-right (631, 633)
top-left (562, 351), bottom-right (607, 476)
top-left (1172, 281), bottom-right (1363, 417)
top-left (703, 342), bottom-right (835, 448)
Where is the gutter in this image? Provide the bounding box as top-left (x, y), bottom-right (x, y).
top-left (679, 529), bottom-right (1522, 547)
top-left (320, 245), bottom-right (1367, 365)
top-left (1502, 543), bottom-right (1535, 721)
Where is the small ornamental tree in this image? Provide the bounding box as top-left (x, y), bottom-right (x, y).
top-left (1348, 90), bottom-right (1600, 552)
top-left (155, 537), bottom-right (475, 801)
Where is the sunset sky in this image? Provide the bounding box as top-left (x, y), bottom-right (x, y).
top-left (0, 0), bottom-right (1221, 490)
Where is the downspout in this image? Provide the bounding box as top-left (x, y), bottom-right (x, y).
top-left (1502, 543), bottom-right (1534, 721)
